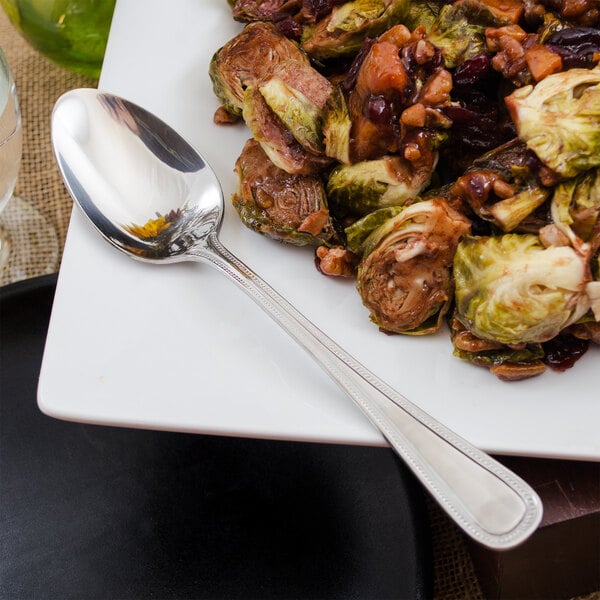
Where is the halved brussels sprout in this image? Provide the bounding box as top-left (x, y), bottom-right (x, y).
top-left (550, 167), bottom-right (600, 250)
top-left (209, 22), bottom-right (309, 117)
top-left (454, 234), bottom-right (592, 345)
top-left (345, 205), bottom-right (404, 254)
top-left (322, 85), bottom-right (352, 164)
top-left (258, 59), bottom-right (333, 155)
top-left (425, 0), bottom-right (510, 68)
top-left (505, 66), bottom-right (600, 179)
top-left (356, 198), bottom-right (471, 334)
top-left (230, 0), bottom-right (300, 22)
top-left (243, 86), bottom-right (333, 174)
top-left (402, 0), bottom-right (444, 32)
top-left (232, 139), bottom-right (336, 246)
top-left (301, 0), bottom-right (408, 61)
top-left (327, 152), bottom-right (437, 217)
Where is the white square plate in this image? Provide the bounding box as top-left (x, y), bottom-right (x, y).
top-left (38, 0), bottom-right (600, 460)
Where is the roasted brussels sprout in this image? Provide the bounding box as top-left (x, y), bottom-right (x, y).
top-left (322, 85), bottom-right (352, 164)
top-left (425, 0), bottom-right (512, 68)
top-left (449, 140), bottom-right (552, 232)
top-left (232, 139), bottom-right (336, 245)
top-left (209, 22), bottom-right (309, 117)
top-left (301, 0), bottom-right (408, 61)
top-left (229, 0), bottom-right (301, 22)
top-left (256, 59), bottom-right (333, 155)
top-left (242, 85), bottom-right (333, 174)
top-left (402, 0), bottom-right (444, 32)
top-left (355, 199), bottom-right (471, 334)
top-left (327, 150), bottom-right (437, 217)
top-left (453, 234), bottom-right (592, 345)
top-left (505, 66), bottom-right (600, 179)
top-left (550, 167), bottom-right (600, 250)
top-left (345, 205), bottom-right (404, 254)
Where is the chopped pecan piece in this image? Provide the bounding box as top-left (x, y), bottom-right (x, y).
top-left (486, 24), bottom-right (527, 52)
top-left (490, 360), bottom-right (547, 381)
top-left (213, 106), bottom-right (242, 125)
top-left (418, 69), bottom-right (453, 106)
top-left (298, 209), bottom-right (331, 236)
top-left (315, 245), bottom-right (358, 277)
top-left (453, 330), bottom-right (504, 353)
top-left (400, 103), bottom-right (426, 127)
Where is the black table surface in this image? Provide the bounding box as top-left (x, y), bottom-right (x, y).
top-left (0, 275), bottom-right (431, 599)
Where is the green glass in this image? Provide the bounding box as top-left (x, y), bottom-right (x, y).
top-left (1, 0), bottom-right (116, 78)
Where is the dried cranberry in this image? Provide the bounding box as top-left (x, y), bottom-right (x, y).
top-left (302, 0), bottom-right (345, 21)
top-left (542, 334), bottom-right (590, 371)
top-left (453, 54), bottom-right (492, 88)
top-left (441, 104), bottom-right (515, 172)
top-left (460, 89), bottom-right (499, 112)
top-left (452, 54), bottom-right (503, 105)
top-left (364, 95), bottom-right (394, 124)
top-left (547, 27), bottom-right (600, 69)
top-left (442, 106), bottom-right (502, 147)
top-left (273, 13), bottom-right (303, 40)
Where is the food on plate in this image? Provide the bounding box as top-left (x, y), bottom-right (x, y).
top-left (211, 0), bottom-right (600, 380)
top-left (209, 21), bottom-right (309, 118)
top-left (453, 234), bottom-right (591, 345)
top-left (410, 0), bottom-right (515, 69)
top-left (228, 0), bottom-right (301, 23)
top-left (241, 58), bottom-right (335, 173)
top-left (549, 167), bottom-right (600, 250)
top-left (352, 198), bottom-right (471, 334)
top-left (232, 138), bottom-right (337, 245)
top-left (443, 139), bottom-right (551, 232)
top-left (326, 152), bottom-right (437, 217)
top-left (300, 0), bottom-right (409, 61)
top-left (505, 66), bottom-right (600, 178)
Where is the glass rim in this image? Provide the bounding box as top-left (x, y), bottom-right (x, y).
top-left (0, 47), bottom-right (13, 81)
top-left (0, 46), bottom-right (21, 145)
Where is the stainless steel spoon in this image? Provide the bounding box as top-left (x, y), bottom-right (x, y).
top-left (51, 88), bottom-right (542, 550)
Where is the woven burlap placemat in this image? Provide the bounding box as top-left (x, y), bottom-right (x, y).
top-left (0, 10), bottom-right (96, 285)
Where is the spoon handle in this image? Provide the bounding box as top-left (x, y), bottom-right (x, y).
top-left (197, 233), bottom-right (542, 550)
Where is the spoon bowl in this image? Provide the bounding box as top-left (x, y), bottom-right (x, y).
top-left (52, 90), bottom-right (223, 262)
top-left (52, 88), bottom-right (543, 550)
